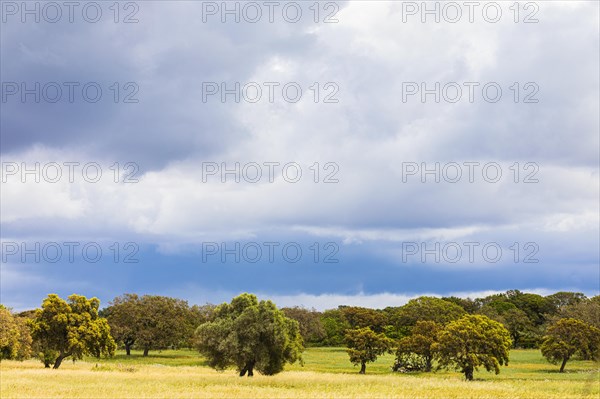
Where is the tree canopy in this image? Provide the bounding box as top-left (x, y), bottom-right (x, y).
top-left (0, 305), bottom-right (32, 361)
top-left (547, 292), bottom-right (587, 311)
top-left (391, 297), bottom-right (466, 336)
top-left (340, 306), bottom-right (387, 333)
top-left (345, 327), bottom-right (394, 374)
top-left (553, 296), bottom-right (600, 329)
top-left (31, 294), bottom-right (116, 368)
top-left (394, 320), bottom-right (441, 372)
top-left (320, 309), bottom-right (351, 346)
top-left (105, 294), bottom-right (197, 356)
top-left (281, 306), bottom-right (326, 344)
top-left (195, 293), bottom-right (303, 376)
top-left (540, 318), bottom-right (600, 372)
top-left (435, 315), bottom-right (512, 380)
top-left (103, 293), bottom-right (140, 355)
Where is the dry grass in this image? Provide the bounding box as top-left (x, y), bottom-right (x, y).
top-left (1, 349), bottom-right (598, 398)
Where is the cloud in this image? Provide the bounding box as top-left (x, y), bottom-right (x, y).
top-left (1, 1), bottom-right (598, 306)
top-left (261, 288), bottom-right (564, 311)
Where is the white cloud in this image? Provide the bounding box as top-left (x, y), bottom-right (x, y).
top-left (1, 1), bottom-right (598, 301)
top-left (262, 287), bottom-right (598, 311)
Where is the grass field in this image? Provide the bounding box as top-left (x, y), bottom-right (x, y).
top-left (1, 348), bottom-right (598, 398)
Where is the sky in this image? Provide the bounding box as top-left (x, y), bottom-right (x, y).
top-left (1, 0), bottom-right (599, 311)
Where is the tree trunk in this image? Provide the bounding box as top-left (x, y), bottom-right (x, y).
top-left (512, 332), bottom-right (520, 348)
top-left (53, 352), bottom-right (71, 369)
top-left (143, 347), bottom-right (149, 357)
top-left (124, 338), bottom-right (134, 356)
top-left (240, 360), bottom-right (255, 377)
top-left (359, 362), bottom-right (366, 374)
top-left (53, 357), bottom-right (63, 369)
top-left (425, 356), bottom-right (432, 372)
top-left (44, 361), bottom-right (51, 368)
top-left (559, 357), bottom-right (569, 373)
top-left (464, 365), bottom-right (474, 381)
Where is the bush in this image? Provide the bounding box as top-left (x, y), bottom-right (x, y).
top-left (392, 352), bottom-right (428, 372)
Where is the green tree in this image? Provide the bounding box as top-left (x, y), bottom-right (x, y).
top-left (501, 308), bottom-right (535, 348)
top-left (507, 291), bottom-right (555, 326)
top-left (1, 305), bottom-right (19, 360)
top-left (0, 305), bottom-right (31, 360)
top-left (195, 293), bottom-right (303, 376)
top-left (442, 296), bottom-right (479, 314)
top-left (319, 306), bottom-right (387, 345)
top-left (552, 296), bottom-right (600, 329)
top-left (281, 307), bottom-right (326, 344)
top-left (392, 297), bottom-right (466, 336)
top-left (320, 309), bottom-right (351, 346)
top-left (547, 292), bottom-right (586, 311)
top-left (479, 304), bottom-right (535, 348)
top-left (15, 318), bottom-right (32, 360)
top-left (340, 306), bottom-right (387, 333)
top-left (31, 294), bottom-right (116, 369)
top-left (103, 294), bottom-right (140, 355)
top-left (435, 315), bottom-right (511, 381)
top-left (184, 304), bottom-right (216, 347)
top-left (476, 293), bottom-right (509, 308)
top-left (483, 300), bottom-right (517, 315)
top-left (540, 318), bottom-right (600, 372)
top-left (135, 295), bottom-right (191, 356)
top-left (394, 320), bottom-right (440, 372)
top-left (345, 327), bottom-right (393, 374)
top-left (105, 294), bottom-right (192, 356)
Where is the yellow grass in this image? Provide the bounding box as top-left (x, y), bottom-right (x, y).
top-left (1, 349), bottom-right (598, 398)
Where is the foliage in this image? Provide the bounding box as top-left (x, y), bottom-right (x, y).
top-left (546, 292), bottom-right (587, 311)
top-left (185, 304), bottom-right (216, 346)
top-left (30, 294), bottom-right (116, 368)
top-left (540, 318), bottom-right (600, 372)
top-left (507, 291), bottom-right (555, 326)
top-left (482, 300), bottom-right (517, 315)
top-left (195, 293), bottom-right (303, 376)
top-left (0, 305), bottom-right (32, 360)
top-left (552, 296), bottom-right (600, 329)
top-left (391, 297), bottom-right (466, 337)
top-left (479, 305), bottom-right (536, 348)
top-left (319, 307), bottom-right (387, 345)
top-left (340, 306), bottom-right (387, 333)
top-left (103, 294), bottom-right (140, 355)
top-left (393, 320), bottom-right (441, 372)
top-left (476, 290), bottom-right (557, 331)
top-left (1, 305), bottom-right (20, 360)
top-left (281, 306), bottom-right (326, 344)
top-left (435, 314), bottom-right (512, 380)
top-left (105, 294), bottom-right (195, 356)
top-left (320, 309), bottom-right (351, 346)
top-left (441, 296), bottom-right (480, 314)
top-left (392, 352), bottom-right (428, 372)
top-left (501, 308), bottom-right (536, 348)
top-left (344, 327), bottom-right (394, 374)
top-left (135, 295), bottom-right (193, 355)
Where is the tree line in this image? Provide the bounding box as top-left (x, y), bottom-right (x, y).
top-left (1, 290), bottom-right (598, 379)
